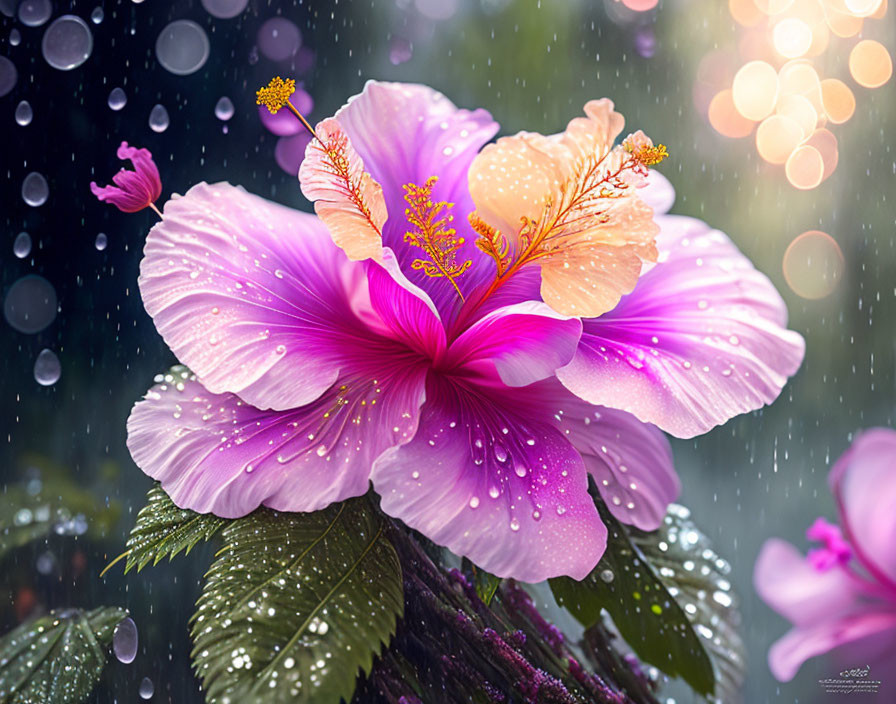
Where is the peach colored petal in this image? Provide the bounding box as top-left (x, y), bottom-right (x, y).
top-left (468, 99), bottom-right (659, 317)
top-left (299, 117), bottom-right (387, 262)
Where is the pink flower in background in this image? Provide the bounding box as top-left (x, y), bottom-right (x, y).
top-left (90, 141), bottom-right (162, 213)
top-left (123, 81), bottom-right (803, 582)
top-left (755, 429), bottom-right (896, 681)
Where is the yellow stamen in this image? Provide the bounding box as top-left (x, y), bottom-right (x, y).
top-left (255, 76), bottom-right (296, 114)
top-left (626, 142), bottom-right (669, 167)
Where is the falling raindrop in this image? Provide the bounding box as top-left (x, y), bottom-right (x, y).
top-left (214, 96), bottom-right (234, 121)
top-left (18, 0), bottom-right (52, 27)
top-left (108, 87), bottom-right (127, 111)
top-left (138, 677), bottom-right (154, 699)
top-left (201, 0), bottom-right (249, 19)
top-left (4, 275), bottom-right (57, 333)
top-left (13, 232), bottom-right (31, 258)
top-left (15, 100), bottom-right (33, 126)
top-left (95, 233), bottom-right (108, 250)
top-left (155, 20), bottom-right (210, 76)
top-left (33, 349), bottom-right (61, 386)
top-left (22, 172), bottom-right (49, 206)
top-left (148, 104), bottom-right (170, 133)
top-left (9, 28), bottom-right (21, 46)
top-left (113, 617), bottom-right (139, 664)
top-left (42, 15), bottom-right (94, 70)
top-left (90, 7), bottom-right (104, 24)
top-left (0, 56), bottom-right (17, 98)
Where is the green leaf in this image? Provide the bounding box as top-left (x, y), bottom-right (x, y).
top-left (191, 497), bottom-right (403, 704)
top-left (630, 504), bottom-right (746, 704)
top-left (461, 558), bottom-right (501, 606)
top-left (102, 483), bottom-right (227, 576)
top-left (0, 606), bottom-right (126, 704)
top-left (550, 499), bottom-right (715, 697)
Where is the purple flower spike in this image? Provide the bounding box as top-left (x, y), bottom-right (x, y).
top-left (90, 141), bottom-right (162, 214)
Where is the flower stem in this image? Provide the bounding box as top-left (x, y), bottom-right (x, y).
top-left (149, 202), bottom-right (163, 219)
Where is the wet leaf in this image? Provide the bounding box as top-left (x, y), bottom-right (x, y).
top-left (191, 497), bottom-right (403, 704)
top-left (461, 558), bottom-right (501, 606)
top-left (630, 504), bottom-right (746, 704)
top-left (549, 498), bottom-right (715, 697)
top-left (0, 606), bottom-right (126, 704)
top-left (103, 483), bottom-right (226, 575)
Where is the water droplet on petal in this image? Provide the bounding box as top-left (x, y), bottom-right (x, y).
top-left (509, 517), bottom-right (521, 532)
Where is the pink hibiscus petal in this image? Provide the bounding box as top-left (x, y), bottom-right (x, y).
top-left (552, 397), bottom-right (679, 531)
top-left (371, 376), bottom-right (605, 582)
top-left (557, 213), bottom-right (805, 438)
top-left (754, 538), bottom-right (864, 627)
top-left (829, 428), bottom-right (896, 591)
top-left (139, 182), bottom-right (370, 411)
top-left (334, 81), bottom-right (499, 314)
top-left (127, 368), bottom-right (427, 517)
top-left (768, 610), bottom-right (896, 682)
top-left (445, 301), bottom-right (582, 387)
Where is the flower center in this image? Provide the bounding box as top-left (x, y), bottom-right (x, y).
top-left (805, 517), bottom-right (851, 571)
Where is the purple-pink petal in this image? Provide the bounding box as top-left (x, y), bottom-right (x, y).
top-left (127, 370), bottom-right (427, 517)
top-left (90, 141), bottom-right (162, 213)
top-left (557, 214), bottom-right (805, 438)
top-left (754, 538), bottom-right (864, 628)
top-left (334, 81), bottom-right (499, 316)
top-left (371, 375), bottom-right (605, 582)
top-left (444, 301), bottom-right (582, 388)
top-left (767, 610), bottom-right (896, 682)
top-left (552, 397), bottom-right (678, 531)
top-left (829, 428), bottom-right (896, 591)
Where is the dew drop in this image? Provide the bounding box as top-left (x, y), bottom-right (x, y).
top-left (107, 87), bottom-right (127, 111)
top-left (149, 104), bottom-right (170, 133)
top-left (509, 517), bottom-right (521, 532)
top-left (41, 15), bottom-right (94, 70)
top-left (15, 100), bottom-right (33, 126)
top-left (468, 496), bottom-right (480, 509)
top-left (13, 232), bottom-right (31, 258)
top-left (600, 569), bottom-right (615, 583)
top-left (138, 676), bottom-right (154, 699)
top-left (22, 172), bottom-right (48, 206)
top-left (113, 617), bottom-right (139, 664)
top-left (488, 486), bottom-right (500, 499)
top-left (156, 20), bottom-right (210, 76)
top-left (215, 96), bottom-right (235, 121)
top-left (33, 349), bottom-right (61, 386)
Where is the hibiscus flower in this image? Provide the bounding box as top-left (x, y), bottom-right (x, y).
top-left (755, 429), bottom-right (896, 681)
top-left (96, 80), bottom-right (804, 582)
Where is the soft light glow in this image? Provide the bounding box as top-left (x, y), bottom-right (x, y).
top-left (753, 0), bottom-right (795, 14)
top-left (844, 0), bottom-right (883, 17)
top-left (778, 61), bottom-right (822, 110)
top-left (756, 115), bottom-right (804, 163)
top-left (785, 145), bottom-right (825, 189)
top-left (709, 89), bottom-right (756, 138)
top-left (849, 40), bottom-right (893, 88)
top-left (783, 231), bottom-right (845, 300)
top-left (820, 79), bottom-right (856, 123)
top-left (776, 94), bottom-right (818, 137)
top-left (729, 0), bottom-right (764, 25)
top-left (825, 8), bottom-right (863, 38)
top-left (621, 0), bottom-right (659, 9)
top-left (773, 18), bottom-right (813, 58)
top-left (732, 60), bottom-right (779, 120)
top-left (804, 128), bottom-right (839, 181)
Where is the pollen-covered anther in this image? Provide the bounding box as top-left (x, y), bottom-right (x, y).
top-left (256, 76), bottom-right (296, 114)
top-left (623, 131), bottom-right (668, 167)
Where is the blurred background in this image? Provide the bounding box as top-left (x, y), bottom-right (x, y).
top-left (1, 0), bottom-right (894, 701)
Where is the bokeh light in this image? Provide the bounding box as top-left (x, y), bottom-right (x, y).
top-left (756, 114), bottom-right (803, 163)
top-left (820, 78), bottom-right (856, 123)
top-left (709, 89), bottom-right (756, 137)
top-left (849, 39), bottom-right (893, 88)
top-left (732, 60), bottom-right (779, 120)
top-left (773, 18), bottom-right (812, 58)
top-left (782, 231), bottom-right (845, 299)
top-left (785, 145), bottom-right (825, 189)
